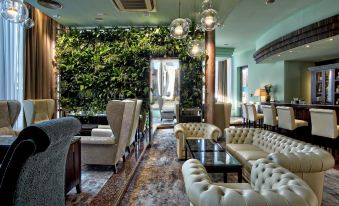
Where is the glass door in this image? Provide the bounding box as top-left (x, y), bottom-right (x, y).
top-left (324, 70), bottom-right (334, 104)
top-left (315, 71), bottom-right (323, 103)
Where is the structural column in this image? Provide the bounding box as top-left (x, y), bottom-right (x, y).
top-left (205, 30), bottom-right (215, 123)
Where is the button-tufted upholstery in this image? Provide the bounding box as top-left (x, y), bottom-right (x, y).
top-left (182, 158), bottom-right (318, 206)
top-left (225, 128), bottom-right (334, 206)
top-left (174, 123), bottom-right (221, 159)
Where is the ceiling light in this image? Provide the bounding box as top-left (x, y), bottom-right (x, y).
top-left (52, 14), bottom-right (61, 19)
top-left (278, 54), bottom-right (281, 57)
top-left (306, 45), bottom-right (310, 48)
top-left (1, 0), bottom-right (28, 23)
top-left (187, 39), bottom-right (205, 57)
top-left (24, 18), bottom-right (35, 29)
top-left (169, 0), bottom-right (191, 39)
top-left (37, 0), bottom-right (63, 10)
top-left (265, 0), bottom-right (275, 4)
top-left (200, 0), bottom-right (220, 31)
top-left (329, 38), bottom-right (334, 41)
top-left (289, 50), bottom-right (293, 53)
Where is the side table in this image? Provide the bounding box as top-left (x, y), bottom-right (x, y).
top-left (65, 136), bottom-right (81, 194)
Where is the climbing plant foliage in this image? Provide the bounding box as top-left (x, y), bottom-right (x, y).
top-left (56, 26), bottom-right (204, 112)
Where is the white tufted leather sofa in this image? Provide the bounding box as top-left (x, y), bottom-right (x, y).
top-left (174, 123), bottom-right (221, 159)
top-left (225, 128), bottom-right (335, 205)
top-left (182, 158), bottom-right (318, 206)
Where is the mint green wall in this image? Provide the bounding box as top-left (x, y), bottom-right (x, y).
top-left (284, 61), bottom-right (314, 103)
top-left (231, 51), bottom-right (314, 116)
top-left (231, 49), bottom-right (285, 115)
top-left (256, 0), bottom-right (339, 49)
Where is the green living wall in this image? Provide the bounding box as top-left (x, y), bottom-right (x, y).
top-left (56, 27), bottom-right (204, 112)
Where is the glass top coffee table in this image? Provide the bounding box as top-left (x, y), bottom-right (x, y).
top-left (185, 139), bottom-right (242, 183)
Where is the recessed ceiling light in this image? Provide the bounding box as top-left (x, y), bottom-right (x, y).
top-left (95, 17), bottom-right (104, 21)
top-left (278, 54), bottom-right (281, 57)
top-left (329, 38), bottom-right (334, 41)
top-left (37, 0), bottom-right (63, 10)
top-left (265, 0), bottom-right (275, 4)
top-left (52, 14), bottom-right (61, 19)
top-left (289, 50), bottom-right (293, 53)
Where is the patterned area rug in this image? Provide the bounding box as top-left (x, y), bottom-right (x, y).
top-left (119, 128), bottom-right (339, 206)
top-left (66, 165), bottom-right (114, 206)
top-left (120, 129), bottom-right (189, 206)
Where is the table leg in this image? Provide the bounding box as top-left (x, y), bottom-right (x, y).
top-left (224, 173), bottom-right (228, 183)
top-left (238, 170), bottom-right (242, 183)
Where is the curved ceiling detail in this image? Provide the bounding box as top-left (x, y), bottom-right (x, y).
top-left (253, 14), bottom-right (339, 63)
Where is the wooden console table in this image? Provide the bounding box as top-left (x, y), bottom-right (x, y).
top-left (65, 137), bottom-right (81, 194)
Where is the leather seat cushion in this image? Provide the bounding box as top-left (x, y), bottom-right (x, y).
top-left (256, 114), bottom-right (264, 119)
top-left (236, 150), bottom-right (268, 161)
top-left (295, 119), bottom-right (308, 128)
top-left (227, 144), bottom-right (262, 152)
top-left (212, 183), bottom-right (251, 190)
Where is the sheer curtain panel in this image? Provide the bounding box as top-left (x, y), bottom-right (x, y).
top-left (0, 16), bottom-right (24, 128)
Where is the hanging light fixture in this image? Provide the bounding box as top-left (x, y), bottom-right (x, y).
top-left (169, 0), bottom-right (191, 39)
top-left (200, 0), bottom-right (220, 31)
top-left (24, 18), bottom-right (35, 29)
top-left (187, 39), bottom-right (205, 57)
top-left (1, 0), bottom-right (28, 23)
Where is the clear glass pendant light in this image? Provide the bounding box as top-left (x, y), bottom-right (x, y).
top-left (187, 39), bottom-right (205, 57)
top-left (1, 0), bottom-right (28, 23)
top-left (24, 18), bottom-right (35, 29)
top-left (169, 0), bottom-right (191, 39)
top-left (200, 0), bottom-right (220, 31)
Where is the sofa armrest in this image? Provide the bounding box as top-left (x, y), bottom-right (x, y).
top-left (267, 151), bottom-right (335, 173)
top-left (225, 128), bottom-right (260, 144)
top-left (205, 123), bottom-right (221, 141)
top-left (91, 128), bottom-right (112, 137)
top-left (174, 124), bottom-right (185, 139)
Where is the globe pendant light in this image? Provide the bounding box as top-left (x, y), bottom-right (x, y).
top-left (200, 0), bottom-right (220, 31)
top-left (187, 39), bottom-right (205, 58)
top-left (1, 0), bottom-right (28, 23)
top-left (24, 18), bottom-right (35, 29)
top-left (169, 0), bottom-right (191, 39)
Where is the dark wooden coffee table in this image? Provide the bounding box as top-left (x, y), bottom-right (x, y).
top-left (185, 139), bottom-right (242, 183)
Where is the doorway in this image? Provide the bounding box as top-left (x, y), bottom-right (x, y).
top-left (240, 66), bottom-right (249, 103)
top-left (150, 59), bottom-right (180, 130)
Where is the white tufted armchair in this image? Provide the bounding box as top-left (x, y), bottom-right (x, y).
top-left (174, 123), bottom-right (221, 159)
top-left (224, 128), bottom-right (334, 205)
top-left (182, 158), bottom-right (318, 206)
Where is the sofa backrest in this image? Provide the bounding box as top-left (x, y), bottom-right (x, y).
top-left (180, 123), bottom-right (209, 138)
top-left (262, 105), bottom-right (277, 126)
top-left (276, 106), bottom-right (296, 130)
top-left (310, 108), bottom-right (338, 139)
top-left (182, 158), bottom-right (318, 206)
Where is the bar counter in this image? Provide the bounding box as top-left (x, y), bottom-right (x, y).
top-left (261, 102), bottom-right (339, 123)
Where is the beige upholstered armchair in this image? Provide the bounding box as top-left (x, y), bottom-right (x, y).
top-left (23, 99), bottom-right (55, 126)
top-left (182, 158), bottom-right (318, 206)
top-left (213, 102), bottom-right (232, 132)
top-left (81, 100), bottom-right (135, 173)
top-left (0, 100), bottom-right (21, 136)
top-left (174, 123), bottom-right (221, 159)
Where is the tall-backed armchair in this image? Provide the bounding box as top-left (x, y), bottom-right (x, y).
top-left (0, 100), bottom-right (21, 136)
top-left (213, 102), bottom-right (232, 132)
top-left (127, 100), bottom-right (142, 150)
top-left (0, 117), bottom-right (81, 206)
top-left (81, 100), bottom-right (135, 173)
top-left (23, 99), bottom-right (55, 126)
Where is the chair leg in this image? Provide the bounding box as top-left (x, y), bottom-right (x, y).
top-left (122, 154), bottom-right (126, 162)
top-left (113, 164), bottom-right (118, 174)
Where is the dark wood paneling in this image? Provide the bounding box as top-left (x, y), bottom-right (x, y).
top-left (254, 15), bottom-right (339, 63)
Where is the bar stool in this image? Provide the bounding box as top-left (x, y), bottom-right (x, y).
top-left (262, 105), bottom-right (278, 131)
top-left (246, 104), bottom-right (264, 128)
top-left (310, 109), bottom-right (339, 156)
top-left (241, 103), bottom-right (248, 127)
top-left (276, 106), bottom-right (308, 140)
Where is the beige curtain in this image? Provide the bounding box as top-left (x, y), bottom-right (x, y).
top-left (217, 60), bottom-right (228, 102)
top-left (24, 6), bottom-right (58, 99)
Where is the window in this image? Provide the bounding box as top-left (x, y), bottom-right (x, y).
top-left (0, 17), bottom-right (24, 128)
